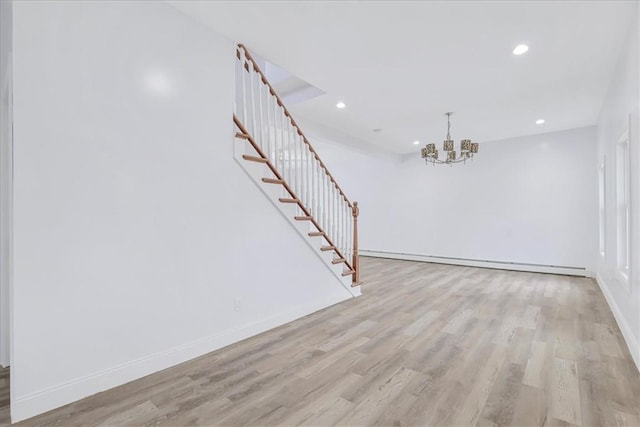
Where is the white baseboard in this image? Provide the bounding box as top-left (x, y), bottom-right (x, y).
top-left (360, 250), bottom-right (592, 277)
top-left (595, 273), bottom-right (640, 372)
top-left (11, 292), bottom-right (350, 422)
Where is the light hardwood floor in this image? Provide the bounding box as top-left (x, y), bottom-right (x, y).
top-left (5, 257), bottom-right (640, 426)
top-left (0, 368), bottom-right (8, 426)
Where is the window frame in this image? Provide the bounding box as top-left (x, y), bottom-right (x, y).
top-left (598, 156), bottom-right (606, 257)
top-left (615, 126), bottom-right (631, 291)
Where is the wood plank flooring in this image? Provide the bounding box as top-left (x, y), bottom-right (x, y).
top-left (0, 368), bottom-right (8, 426)
top-left (6, 257), bottom-right (640, 426)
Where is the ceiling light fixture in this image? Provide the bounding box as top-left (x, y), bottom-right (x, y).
top-left (513, 44), bottom-right (529, 55)
top-left (336, 101), bottom-right (346, 109)
top-left (420, 112), bottom-right (478, 166)
top-left (413, 140), bottom-right (420, 145)
top-left (536, 119), bottom-right (545, 124)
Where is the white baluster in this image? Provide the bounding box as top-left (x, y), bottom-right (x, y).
top-left (306, 144), bottom-right (311, 211)
top-left (329, 185), bottom-right (334, 248)
top-left (324, 171), bottom-right (329, 234)
top-left (297, 133), bottom-right (302, 198)
top-left (316, 166), bottom-right (321, 228)
top-left (293, 127), bottom-right (297, 193)
top-left (319, 162), bottom-right (323, 227)
top-left (336, 192), bottom-right (340, 255)
top-left (344, 200), bottom-right (348, 258)
top-left (337, 195), bottom-right (341, 256)
top-left (337, 190), bottom-right (340, 247)
top-left (269, 95), bottom-right (275, 164)
top-left (341, 194), bottom-right (344, 255)
top-left (341, 195), bottom-right (344, 256)
top-left (301, 140), bottom-right (307, 207)
top-left (297, 133), bottom-right (302, 199)
top-left (317, 161), bottom-right (322, 228)
top-left (309, 153), bottom-right (318, 219)
top-left (287, 125), bottom-right (292, 186)
top-left (344, 205), bottom-right (353, 264)
top-left (313, 155), bottom-right (318, 218)
top-left (264, 86), bottom-right (269, 157)
top-left (240, 50), bottom-right (248, 125)
top-left (283, 113), bottom-right (288, 174)
top-left (276, 106), bottom-right (284, 176)
top-left (297, 136), bottom-right (302, 201)
top-left (248, 63), bottom-right (257, 141)
top-left (330, 184), bottom-right (335, 246)
top-left (282, 119), bottom-right (287, 182)
top-left (257, 75), bottom-right (264, 151)
top-left (266, 86), bottom-right (273, 160)
top-left (285, 125), bottom-right (291, 188)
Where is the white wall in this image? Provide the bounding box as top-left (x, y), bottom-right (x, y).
top-left (310, 127), bottom-right (598, 273)
top-left (11, 1), bottom-right (352, 421)
top-left (0, 0), bottom-right (13, 368)
top-left (0, 0), bottom-right (10, 87)
top-left (596, 3), bottom-right (639, 370)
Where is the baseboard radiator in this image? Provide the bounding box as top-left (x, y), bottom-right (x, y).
top-left (360, 250), bottom-right (590, 277)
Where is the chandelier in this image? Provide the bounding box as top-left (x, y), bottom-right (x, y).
top-left (421, 112), bottom-right (479, 165)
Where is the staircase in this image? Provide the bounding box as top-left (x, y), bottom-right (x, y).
top-left (233, 44), bottom-right (361, 292)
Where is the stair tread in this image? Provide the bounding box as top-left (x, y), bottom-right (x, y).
top-left (279, 198), bottom-right (300, 203)
top-left (342, 270), bottom-right (355, 276)
top-left (332, 258), bottom-right (347, 264)
top-left (295, 216), bottom-right (312, 220)
top-left (262, 178), bottom-right (284, 184)
top-left (235, 132), bottom-right (250, 139)
top-left (308, 231), bottom-right (326, 237)
top-left (321, 245), bottom-right (337, 251)
top-left (242, 154), bottom-right (268, 163)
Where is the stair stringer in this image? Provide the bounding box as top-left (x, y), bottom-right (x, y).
top-left (233, 135), bottom-right (361, 297)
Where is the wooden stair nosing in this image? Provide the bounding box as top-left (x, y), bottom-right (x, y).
top-left (308, 231), bottom-right (326, 237)
top-left (279, 198), bottom-right (300, 204)
top-left (332, 258), bottom-right (347, 264)
top-left (295, 216), bottom-right (313, 221)
top-left (321, 245), bottom-right (336, 252)
top-left (342, 270), bottom-right (355, 276)
top-left (262, 178), bottom-right (284, 185)
top-left (242, 154), bottom-right (268, 163)
top-left (235, 132), bottom-right (250, 140)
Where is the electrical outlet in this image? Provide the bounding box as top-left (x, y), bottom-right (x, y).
top-left (234, 298), bottom-right (241, 312)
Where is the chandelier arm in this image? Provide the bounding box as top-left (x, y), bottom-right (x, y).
top-left (425, 154), bottom-right (474, 165)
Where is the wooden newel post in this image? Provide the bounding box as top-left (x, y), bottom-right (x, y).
top-left (352, 201), bottom-right (360, 284)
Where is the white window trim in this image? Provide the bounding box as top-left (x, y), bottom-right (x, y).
top-left (598, 156), bottom-right (606, 257)
top-left (615, 127), bottom-right (631, 292)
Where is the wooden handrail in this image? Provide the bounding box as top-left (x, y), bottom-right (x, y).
top-left (237, 44), bottom-right (353, 208)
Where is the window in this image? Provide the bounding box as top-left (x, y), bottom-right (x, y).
top-left (615, 129), bottom-right (630, 285)
top-left (598, 157), bottom-right (606, 256)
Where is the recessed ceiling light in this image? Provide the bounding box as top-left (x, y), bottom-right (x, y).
top-left (536, 119), bottom-right (545, 124)
top-left (336, 101), bottom-right (346, 109)
top-left (413, 140), bottom-right (420, 145)
top-left (513, 44), bottom-right (529, 55)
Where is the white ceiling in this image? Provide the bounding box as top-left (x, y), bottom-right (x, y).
top-left (169, 0), bottom-right (636, 154)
